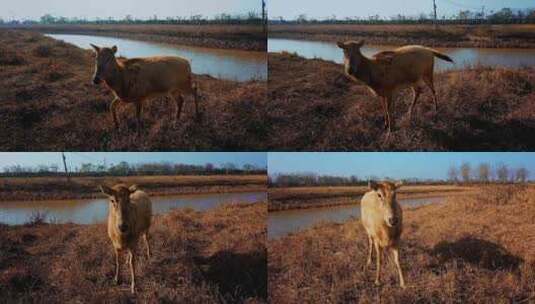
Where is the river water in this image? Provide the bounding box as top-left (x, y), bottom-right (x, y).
top-left (47, 33), bottom-right (267, 81)
top-left (0, 191), bottom-right (266, 225)
top-left (268, 196), bottom-right (444, 239)
top-left (269, 38), bottom-right (535, 71)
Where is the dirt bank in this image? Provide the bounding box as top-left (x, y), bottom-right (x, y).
top-left (0, 174), bottom-right (267, 202)
top-left (7, 23), bottom-right (266, 51)
top-left (270, 23), bottom-right (535, 49)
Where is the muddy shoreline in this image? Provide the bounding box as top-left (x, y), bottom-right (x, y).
top-left (6, 24), bottom-right (266, 51)
top-left (269, 24), bottom-right (535, 49)
top-left (0, 174), bottom-right (267, 202)
top-left (269, 188), bottom-right (475, 211)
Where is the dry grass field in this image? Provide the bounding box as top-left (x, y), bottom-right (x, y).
top-left (268, 184), bottom-right (474, 211)
top-left (266, 52), bottom-right (535, 151)
top-left (0, 30), bottom-right (269, 151)
top-left (0, 202), bottom-right (267, 303)
top-left (268, 185), bottom-right (535, 303)
top-left (0, 174), bottom-right (267, 201)
top-left (269, 23), bottom-right (535, 48)
top-left (8, 23), bottom-right (266, 51)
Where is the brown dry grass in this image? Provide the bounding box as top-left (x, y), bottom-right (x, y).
top-left (268, 185), bottom-right (474, 211)
top-left (9, 24), bottom-right (266, 51)
top-left (0, 174), bottom-right (267, 201)
top-left (268, 186), bottom-right (535, 303)
top-left (0, 30), bottom-right (269, 151)
top-left (267, 52), bottom-right (535, 150)
top-left (270, 24), bottom-right (535, 48)
top-left (0, 202), bottom-right (267, 303)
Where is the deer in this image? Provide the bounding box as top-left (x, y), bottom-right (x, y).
top-left (100, 184), bottom-right (152, 294)
top-left (360, 180), bottom-right (406, 288)
top-left (90, 44), bottom-right (198, 134)
top-left (337, 40), bottom-right (454, 133)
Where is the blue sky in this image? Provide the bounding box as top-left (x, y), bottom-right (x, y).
top-left (0, 152), bottom-right (267, 170)
top-left (269, 0), bottom-right (534, 20)
top-left (2, 0), bottom-right (259, 20)
top-left (268, 153), bottom-right (535, 180)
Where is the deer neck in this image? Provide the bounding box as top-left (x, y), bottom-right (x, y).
top-left (355, 56), bottom-right (374, 87)
top-left (104, 60), bottom-right (126, 98)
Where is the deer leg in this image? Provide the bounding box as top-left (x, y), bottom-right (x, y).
top-left (385, 94), bottom-right (393, 133)
top-left (135, 102), bottom-right (143, 135)
top-left (366, 235), bottom-right (374, 268)
top-left (409, 86), bottom-right (422, 122)
top-left (176, 94), bottom-right (185, 122)
top-left (128, 249), bottom-right (136, 294)
top-left (193, 84), bottom-right (200, 119)
top-left (391, 247), bottom-right (406, 289)
top-left (379, 97), bottom-right (388, 130)
top-left (374, 241), bottom-right (382, 286)
top-left (110, 98), bottom-right (120, 129)
top-left (113, 248), bottom-right (121, 285)
top-left (425, 76), bottom-right (438, 113)
top-left (144, 232), bottom-right (151, 259)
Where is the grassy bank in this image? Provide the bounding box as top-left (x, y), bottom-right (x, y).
top-left (7, 24), bottom-right (266, 51)
top-left (269, 24), bottom-right (535, 48)
top-left (0, 30), bottom-right (269, 151)
top-left (268, 186), bottom-right (535, 303)
top-left (0, 174), bottom-right (267, 201)
top-left (0, 202), bottom-right (267, 303)
top-left (268, 185), bottom-right (474, 211)
top-left (267, 52), bottom-right (535, 151)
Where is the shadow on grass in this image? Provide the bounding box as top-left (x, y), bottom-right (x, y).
top-left (194, 249), bottom-right (267, 302)
top-left (431, 237), bottom-right (523, 271)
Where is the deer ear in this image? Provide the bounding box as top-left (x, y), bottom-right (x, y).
top-left (128, 184), bottom-right (138, 193)
top-left (356, 40), bottom-right (365, 48)
top-left (100, 185), bottom-right (114, 196)
top-left (336, 41), bottom-right (345, 49)
top-left (90, 43), bottom-right (100, 52)
top-left (395, 181), bottom-right (403, 189)
top-left (111, 45), bottom-right (118, 54)
top-left (368, 180), bottom-right (379, 191)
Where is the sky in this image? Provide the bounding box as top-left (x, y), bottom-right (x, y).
top-left (0, 152), bottom-right (267, 170)
top-left (1, 0), bottom-right (260, 20)
top-left (269, 0), bottom-right (535, 20)
top-left (268, 153), bottom-right (535, 180)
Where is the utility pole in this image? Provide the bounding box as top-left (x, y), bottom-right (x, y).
top-left (61, 152), bottom-right (70, 181)
top-left (262, 0), bottom-right (267, 34)
top-left (433, 0), bottom-right (438, 29)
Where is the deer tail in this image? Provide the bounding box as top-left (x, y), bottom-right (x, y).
top-left (431, 49), bottom-right (454, 63)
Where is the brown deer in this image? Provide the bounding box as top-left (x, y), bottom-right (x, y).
top-left (91, 44), bottom-right (198, 134)
top-left (100, 184), bottom-right (152, 294)
top-left (361, 180), bottom-right (405, 288)
top-left (337, 40), bottom-right (453, 133)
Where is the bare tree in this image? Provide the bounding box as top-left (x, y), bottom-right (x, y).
top-left (515, 167), bottom-right (529, 183)
top-left (496, 163), bottom-right (509, 183)
top-left (477, 163), bottom-right (490, 183)
top-left (447, 165), bottom-right (458, 183)
top-left (460, 162), bottom-right (471, 183)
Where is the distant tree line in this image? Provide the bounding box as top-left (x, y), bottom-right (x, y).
top-left (268, 173), bottom-right (446, 188)
top-left (269, 162), bottom-right (531, 187)
top-left (0, 11), bottom-right (264, 26)
top-left (1, 161), bottom-right (266, 177)
top-left (270, 7), bottom-right (535, 25)
top-left (447, 162), bottom-right (530, 184)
